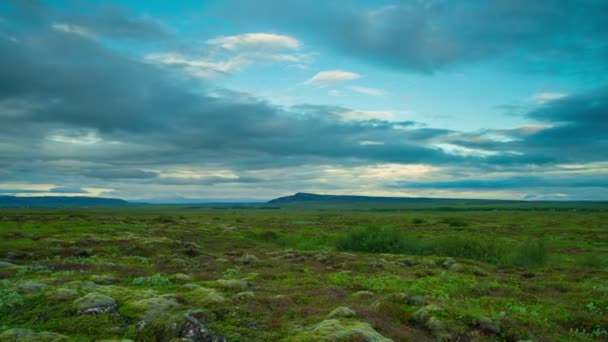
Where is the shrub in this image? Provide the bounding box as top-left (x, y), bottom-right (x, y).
top-left (0, 289), bottom-right (24, 309)
top-left (411, 218), bottom-right (426, 225)
top-left (434, 236), bottom-right (508, 264)
top-left (507, 240), bottom-right (548, 268)
top-left (576, 254), bottom-right (604, 269)
top-left (335, 227), bottom-right (431, 254)
top-left (440, 217), bottom-right (469, 227)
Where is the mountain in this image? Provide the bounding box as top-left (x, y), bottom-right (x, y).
top-left (267, 192), bottom-right (516, 204)
top-left (0, 196), bottom-right (128, 207)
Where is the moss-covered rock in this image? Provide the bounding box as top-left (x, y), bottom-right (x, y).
top-left (413, 304), bottom-right (443, 322)
top-left (185, 287), bottom-right (225, 305)
top-left (172, 273), bottom-right (192, 283)
top-left (122, 295), bottom-right (181, 321)
top-left (235, 291), bottom-right (255, 300)
top-left (17, 281), bottom-right (48, 293)
top-left (327, 306), bottom-right (356, 319)
top-left (0, 261), bottom-right (19, 269)
top-left (46, 288), bottom-right (80, 302)
top-left (236, 254), bottom-right (259, 264)
top-left (91, 275), bottom-right (116, 285)
top-left (0, 329), bottom-right (68, 342)
top-left (352, 291), bottom-right (374, 299)
top-left (477, 316), bottom-right (500, 334)
top-left (289, 319), bottom-right (392, 341)
top-left (215, 278), bottom-right (249, 291)
top-left (73, 292), bottom-right (117, 314)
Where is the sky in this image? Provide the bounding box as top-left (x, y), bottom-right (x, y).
top-left (0, 0), bottom-right (607, 202)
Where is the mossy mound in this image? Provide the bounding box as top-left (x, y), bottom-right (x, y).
top-left (288, 319), bottom-right (392, 341)
top-left (0, 329), bottom-right (68, 342)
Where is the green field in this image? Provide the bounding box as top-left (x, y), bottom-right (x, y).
top-left (1, 204), bottom-right (607, 341)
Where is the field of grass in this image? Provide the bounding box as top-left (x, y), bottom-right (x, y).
top-left (1, 204), bottom-right (607, 341)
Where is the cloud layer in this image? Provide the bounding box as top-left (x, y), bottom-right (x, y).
top-left (0, 0), bottom-right (606, 201)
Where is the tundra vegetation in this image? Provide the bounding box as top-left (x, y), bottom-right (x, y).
top-left (0, 203), bottom-right (607, 341)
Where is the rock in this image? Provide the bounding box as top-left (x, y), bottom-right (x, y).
top-left (46, 288), bottom-right (80, 301)
top-left (173, 273), bottom-right (192, 283)
top-left (73, 292), bottom-right (117, 314)
top-left (235, 291), bottom-right (255, 300)
top-left (215, 258), bottom-right (229, 263)
top-left (215, 278), bottom-right (249, 291)
top-left (442, 258), bottom-right (456, 269)
top-left (91, 275), bottom-right (116, 285)
top-left (327, 306), bottom-right (356, 319)
top-left (237, 254), bottom-right (259, 265)
top-left (352, 291), bottom-right (374, 299)
top-left (0, 328), bottom-right (68, 342)
top-left (0, 261), bottom-right (19, 269)
top-left (178, 311), bottom-right (227, 342)
top-left (413, 304), bottom-right (443, 322)
top-left (477, 316), bottom-right (500, 334)
top-left (17, 281), bottom-right (48, 293)
top-left (406, 296), bottom-right (426, 306)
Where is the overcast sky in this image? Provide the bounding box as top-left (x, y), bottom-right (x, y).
top-left (1, 0), bottom-right (607, 201)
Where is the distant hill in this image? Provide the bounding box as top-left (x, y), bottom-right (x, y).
top-left (0, 196), bottom-right (128, 207)
top-left (267, 192), bottom-right (517, 204)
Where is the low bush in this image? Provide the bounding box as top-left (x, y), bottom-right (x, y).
top-left (335, 227), bottom-right (549, 268)
top-left (507, 240), bottom-right (548, 268)
top-left (335, 227), bottom-right (432, 254)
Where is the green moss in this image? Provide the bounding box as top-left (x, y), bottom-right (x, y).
top-left (287, 319), bottom-right (392, 342)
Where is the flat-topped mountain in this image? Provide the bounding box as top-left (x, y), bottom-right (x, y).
top-left (267, 192), bottom-right (507, 204)
top-left (0, 196), bottom-right (128, 207)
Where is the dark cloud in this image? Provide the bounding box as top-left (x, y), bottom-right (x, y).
top-left (80, 169), bottom-right (159, 180)
top-left (221, 0), bottom-right (608, 74)
top-left (395, 176), bottom-right (608, 190)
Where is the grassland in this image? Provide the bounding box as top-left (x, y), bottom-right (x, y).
top-left (0, 203), bottom-right (607, 341)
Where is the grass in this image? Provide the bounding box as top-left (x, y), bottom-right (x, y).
top-left (0, 204), bottom-right (607, 341)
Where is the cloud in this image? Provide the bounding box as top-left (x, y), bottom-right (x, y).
top-left (338, 110), bottom-right (395, 121)
top-left (206, 33), bottom-right (300, 50)
top-left (146, 33), bottom-right (313, 78)
top-left (348, 86), bottom-right (388, 97)
top-left (304, 70), bottom-right (360, 86)
top-left (531, 92), bottom-right (568, 103)
top-left (52, 23), bottom-right (96, 39)
top-left (223, 0), bottom-right (608, 74)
